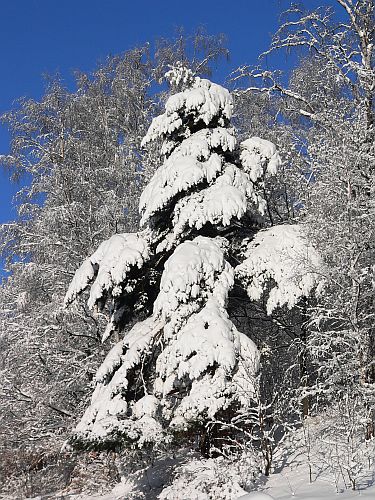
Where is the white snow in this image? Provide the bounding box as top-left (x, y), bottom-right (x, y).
top-left (158, 453), bottom-right (257, 500)
top-left (132, 394), bottom-right (159, 419)
top-left (155, 164), bottom-right (268, 252)
top-left (64, 231), bottom-right (150, 310)
top-left (65, 73), bottom-right (284, 452)
top-left (262, 468), bottom-right (375, 499)
top-left (73, 235), bottom-right (260, 444)
top-left (238, 494), bottom-right (274, 500)
top-left (64, 258), bottom-right (96, 305)
top-left (240, 137), bottom-right (281, 182)
top-left (141, 134), bottom-right (281, 244)
top-left (152, 237), bottom-right (259, 429)
top-left (140, 127), bottom-right (237, 226)
top-left (236, 224), bottom-right (322, 314)
top-left (74, 316), bottom-right (164, 444)
top-left (141, 77), bottom-right (233, 148)
top-left (154, 236), bottom-right (233, 335)
top-left (139, 78), bottom-right (281, 250)
top-left (30, 420), bottom-right (375, 499)
top-left (156, 298), bottom-right (257, 426)
top-left (259, 427), bottom-right (375, 500)
top-left (164, 63), bottom-right (195, 88)
top-left (26, 457), bottom-right (375, 500)
top-left (172, 167), bottom-right (248, 227)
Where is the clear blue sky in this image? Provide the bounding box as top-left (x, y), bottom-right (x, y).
top-left (0, 0), bottom-right (333, 230)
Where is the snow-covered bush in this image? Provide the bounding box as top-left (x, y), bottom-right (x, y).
top-left (159, 453), bottom-right (260, 500)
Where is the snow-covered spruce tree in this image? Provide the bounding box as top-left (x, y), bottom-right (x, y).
top-left (65, 67), bottom-right (318, 454)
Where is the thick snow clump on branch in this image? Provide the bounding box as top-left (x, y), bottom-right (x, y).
top-left (74, 316), bottom-right (165, 447)
top-left (140, 128), bottom-right (236, 225)
top-left (64, 231), bottom-right (150, 308)
top-left (240, 136), bottom-right (282, 181)
top-left (236, 224), bottom-right (322, 314)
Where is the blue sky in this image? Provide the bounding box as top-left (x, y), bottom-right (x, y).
top-left (0, 0), bottom-right (332, 229)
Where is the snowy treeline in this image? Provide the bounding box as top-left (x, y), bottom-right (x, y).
top-left (0, 2), bottom-right (374, 499)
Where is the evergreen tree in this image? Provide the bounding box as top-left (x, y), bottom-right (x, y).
top-left (66, 67), bottom-right (320, 454)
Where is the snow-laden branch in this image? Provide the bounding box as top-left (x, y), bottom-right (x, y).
top-left (236, 224), bottom-right (323, 314)
top-left (232, 68), bottom-right (316, 118)
top-left (64, 231), bottom-right (150, 309)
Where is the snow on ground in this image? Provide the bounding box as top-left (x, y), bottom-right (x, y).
top-left (256, 417), bottom-right (375, 500)
top-left (34, 474), bottom-right (375, 500)
top-left (239, 493), bottom-right (275, 500)
top-left (31, 457), bottom-right (374, 500)
top-left (259, 463), bottom-right (375, 499)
